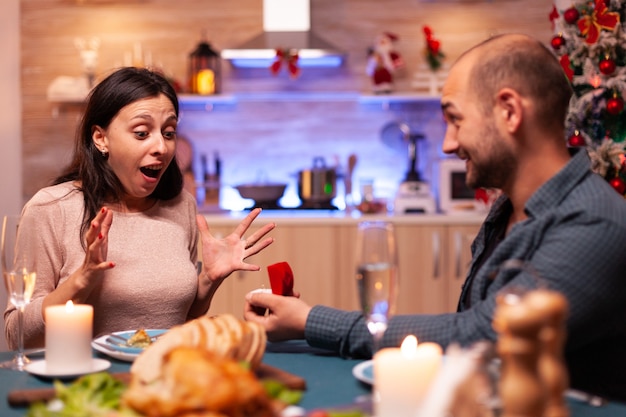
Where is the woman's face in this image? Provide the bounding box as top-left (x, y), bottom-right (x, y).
top-left (93, 94), bottom-right (178, 208)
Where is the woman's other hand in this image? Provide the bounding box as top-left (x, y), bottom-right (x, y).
top-left (80, 206), bottom-right (115, 284)
top-left (197, 208), bottom-right (275, 283)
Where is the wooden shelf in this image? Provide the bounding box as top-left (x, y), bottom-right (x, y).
top-left (47, 91), bottom-right (441, 116)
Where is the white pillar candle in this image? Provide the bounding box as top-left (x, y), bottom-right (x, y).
top-left (45, 301), bottom-right (93, 374)
top-left (373, 335), bottom-right (443, 417)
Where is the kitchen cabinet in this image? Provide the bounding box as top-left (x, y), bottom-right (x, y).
top-left (201, 214), bottom-right (483, 319)
top-left (204, 222), bottom-right (346, 318)
top-left (335, 223), bottom-right (480, 316)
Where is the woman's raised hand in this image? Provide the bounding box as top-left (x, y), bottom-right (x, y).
top-left (197, 208), bottom-right (275, 283)
top-left (81, 207), bottom-right (115, 281)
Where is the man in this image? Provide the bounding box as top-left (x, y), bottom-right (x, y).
top-left (244, 34), bottom-right (626, 401)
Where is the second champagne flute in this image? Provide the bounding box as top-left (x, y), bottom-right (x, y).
top-left (355, 221), bottom-right (399, 352)
top-left (1, 215), bottom-right (37, 371)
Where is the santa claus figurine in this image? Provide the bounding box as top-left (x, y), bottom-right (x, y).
top-left (366, 32), bottom-right (404, 94)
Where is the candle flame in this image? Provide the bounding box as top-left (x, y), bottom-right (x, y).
top-left (65, 300), bottom-right (75, 313)
top-left (401, 335), bottom-right (418, 356)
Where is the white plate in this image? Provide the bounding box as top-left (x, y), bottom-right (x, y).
top-left (25, 358), bottom-right (111, 379)
top-left (352, 359), bottom-right (373, 385)
top-left (92, 329), bottom-right (166, 362)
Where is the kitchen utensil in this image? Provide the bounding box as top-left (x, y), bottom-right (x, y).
top-left (381, 121), bottom-right (423, 181)
top-left (380, 122), bottom-right (436, 214)
top-left (297, 157), bottom-right (337, 204)
top-left (345, 154), bottom-right (358, 209)
top-left (235, 183), bottom-right (287, 207)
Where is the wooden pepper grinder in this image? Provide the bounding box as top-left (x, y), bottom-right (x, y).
top-left (525, 290), bottom-right (570, 417)
top-left (493, 289), bottom-right (570, 417)
top-left (493, 292), bottom-right (546, 417)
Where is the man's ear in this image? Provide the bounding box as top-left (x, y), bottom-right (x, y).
top-left (495, 88), bottom-right (523, 133)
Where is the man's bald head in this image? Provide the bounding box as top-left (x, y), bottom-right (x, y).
top-left (452, 34), bottom-right (573, 131)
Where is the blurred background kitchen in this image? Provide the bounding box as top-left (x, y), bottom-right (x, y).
top-left (5, 0), bottom-right (552, 212)
top-left (0, 0), bottom-right (556, 350)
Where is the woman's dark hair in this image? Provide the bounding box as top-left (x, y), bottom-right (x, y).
top-left (54, 67), bottom-right (183, 245)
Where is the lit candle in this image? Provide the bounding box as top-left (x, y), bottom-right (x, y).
top-left (373, 335), bottom-right (443, 417)
top-left (45, 301), bottom-right (93, 374)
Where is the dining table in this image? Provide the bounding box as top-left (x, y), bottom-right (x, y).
top-left (1, 340), bottom-right (625, 417)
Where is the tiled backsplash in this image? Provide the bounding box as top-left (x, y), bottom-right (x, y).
top-left (178, 95), bottom-right (447, 210)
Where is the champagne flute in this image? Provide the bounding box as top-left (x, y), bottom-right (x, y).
top-left (1, 215), bottom-right (37, 370)
top-left (355, 221), bottom-right (399, 352)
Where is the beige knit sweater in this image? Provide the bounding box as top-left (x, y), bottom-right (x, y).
top-left (4, 182), bottom-right (200, 349)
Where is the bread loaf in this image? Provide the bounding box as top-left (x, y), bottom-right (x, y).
top-left (130, 314), bottom-right (267, 384)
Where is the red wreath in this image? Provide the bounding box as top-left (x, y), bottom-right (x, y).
top-left (270, 48), bottom-right (300, 78)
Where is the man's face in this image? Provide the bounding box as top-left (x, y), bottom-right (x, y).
top-left (440, 56), bottom-right (515, 190)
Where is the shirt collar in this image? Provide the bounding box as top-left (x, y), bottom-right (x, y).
top-left (525, 148), bottom-right (590, 217)
top-left (483, 148), bottom-right (590, 224)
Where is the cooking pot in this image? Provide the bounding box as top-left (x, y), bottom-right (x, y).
top-left (235, 183), bottom-right (287, 204)
top-left (298, 157), bottom-right (337, 203)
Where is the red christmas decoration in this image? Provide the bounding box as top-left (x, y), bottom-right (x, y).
top-left (270, 48), bottom-right (300, 78)
top-left (599, 56), bottom-right (616, 75)
top-left (606, 95), bottom-right (625, 115)
top-left (564, 7), bottom-right (580, 25)
top-left (609, 177), bottom-right (626, 194)
top-left (549, 5), bottom-right (560, 30)
top-left (551, 34), bottom-right (566, 50)
top-left (578, 0), bottom-right (620, 44)
top-left (560, 54), bottom-right (574, 81)
top-left (568, 131), bottom-right (586, 147)
top-left (366, 32), bottom-right (405, 93)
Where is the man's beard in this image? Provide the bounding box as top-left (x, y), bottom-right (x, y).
top-left (466, 121), bottom-right (516, 190)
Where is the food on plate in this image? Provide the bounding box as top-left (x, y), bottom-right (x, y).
top-left (27, 315), bottom-right (295, 417)
top-left (127, 328), bottom-right (152, 348)
top-left (25, 372), bottom-right (127, 417)
top-left (123, 347), bottom-right (278, 417)
top-left (131, 313), bottom-right (266, 384)
top-left (26, 368), bottom-right (302, 417)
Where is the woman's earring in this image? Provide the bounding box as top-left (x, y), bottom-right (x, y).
top-left (101, 149), bottom-right (108, 158)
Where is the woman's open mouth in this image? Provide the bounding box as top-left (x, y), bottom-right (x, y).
top-left (140, 164), bottom-right (162, 179)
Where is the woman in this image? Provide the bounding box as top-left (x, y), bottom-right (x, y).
top-left (4, 67), bottom-right (274, 349)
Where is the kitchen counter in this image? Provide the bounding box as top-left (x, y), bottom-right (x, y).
top-left (199, 208), bottom-right (487, 226)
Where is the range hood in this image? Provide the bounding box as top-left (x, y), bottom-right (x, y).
top-left (221, 0), bottom-right (346, 68)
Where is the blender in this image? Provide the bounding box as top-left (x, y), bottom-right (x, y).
top-left (381, 122), bottom-right (436, 214)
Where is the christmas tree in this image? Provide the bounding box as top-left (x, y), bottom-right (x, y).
top-left (550, 0), bottom-right (626, 197)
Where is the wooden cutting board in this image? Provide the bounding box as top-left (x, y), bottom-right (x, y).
top-left (7, 363), bottom-right (306, 407)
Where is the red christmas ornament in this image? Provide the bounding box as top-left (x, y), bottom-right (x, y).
top-left (607, 95), bottom-right (625, 115)
top-left (564, 7), bottom-right (580, 24)
top-left (609, 177), bottom-right (626, 195)
top-left (599, 57), bottom-right (616, 75)
top-left (270, 48), bottom-right (300, 78)
top-left (568, 131), bottom-right (586, 147)
top-left (551, 34), bottom-right (566, 50)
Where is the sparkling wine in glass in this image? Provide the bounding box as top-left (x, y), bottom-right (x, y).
top-left (1, 215), bottom-right (37, 370)
top-left (355, 221), bottom-right (399, 352)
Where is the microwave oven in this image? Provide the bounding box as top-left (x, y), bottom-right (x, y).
top-left (437, 158), bottom-right (478, 213)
